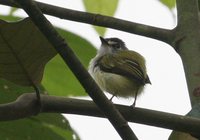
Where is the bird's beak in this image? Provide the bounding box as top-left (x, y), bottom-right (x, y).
top-left (99, 36), bottom-right (108, 45)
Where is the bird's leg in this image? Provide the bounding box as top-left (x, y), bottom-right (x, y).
top-left (131, 91), bottom-right (138, 107)
top-left (109, 94), bottom-right (115, 101)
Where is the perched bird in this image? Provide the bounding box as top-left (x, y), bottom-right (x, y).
top-left (89, 36), bottom-right (151, 106)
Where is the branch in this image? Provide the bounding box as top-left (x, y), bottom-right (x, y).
top-left (0, 93), bottom-right (199, 137)
top-left (12, 0), bottom-right (138, 139)
top-left (169, 0), bottom-right (200, 139)
top-left (0, 0), bottom-right (174, 45)
top-left (176, 0), bottom-right (200, 107)
top-left (0, 93), bottom-right (40, 120)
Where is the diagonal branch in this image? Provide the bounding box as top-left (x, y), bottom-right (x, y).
top-left (0, 93), bottom-right (199, 138)
top-left (0, 0), bottom-right (174, 45)
top-left (12, 0), bottom-right (138, 139)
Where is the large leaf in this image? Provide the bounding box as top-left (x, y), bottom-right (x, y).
top-left (0, 16), bottom-right (79, 140)
top-left (83, 0), bottom-right (119, 36)
top-left (0, 15), bottom-right (97, 97)
top-left (0, 78), bottom-right (34, 103)
top-left (0, 78), bottom-right (79, 140)
top-left (0, 17), bottom-right (56, 86)
top-left (0, 116), bottom-right (76, 140)
top-left (159, 0), bottom-right (176, 9)
top-left (42, 28), bottom-right (96, 96)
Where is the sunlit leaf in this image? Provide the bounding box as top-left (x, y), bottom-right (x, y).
top-left (159, 0), bottom-right (176, 9)
top-left (42, 28), bottom-right (96, 96)
top-left (83, 0), bottom-right (119, 36)
top-left (0, 78), bottom-right (34, 103)
top-left (0, 18), bottom-right (56, 86)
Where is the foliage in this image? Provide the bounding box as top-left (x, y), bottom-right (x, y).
top-left (0, 11), bottom-right (95, 139)
top-left (83, 0), bottom-right (119, 36)
top-left (0, 79), bottom-right (79, 140)
top-left (42, 28), bottom-right (96, 96)
top-left (0, 17), bottom-right (56, 86)
top-left (159, 0), bottom-right (176, 9)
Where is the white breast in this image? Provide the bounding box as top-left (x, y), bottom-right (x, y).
top-left (88, 59), bottom-right (142, 98)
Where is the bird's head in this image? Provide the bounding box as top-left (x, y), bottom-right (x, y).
top-left (98, 36), bottom-right (128, 56)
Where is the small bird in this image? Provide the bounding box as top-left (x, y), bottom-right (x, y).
top-left (89, 36), bottom-right (151, 106)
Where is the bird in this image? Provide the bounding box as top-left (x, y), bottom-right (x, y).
top-left (88, 36), bottom-right (151, 106)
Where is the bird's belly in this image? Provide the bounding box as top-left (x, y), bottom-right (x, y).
top-left (92, 69), bottom-right (142, 98)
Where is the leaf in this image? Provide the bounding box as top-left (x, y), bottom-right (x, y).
top-left (9, 7), bottom-right (19, 16)
top-left (31, 113), bottom-right (80, 140)
top-left (168, 131), bottom-right (197, 140)
top-left (0, 17), bottom-right (56, 86)
top-left (0, 15), bottom-right (82, 139)
top-left (83, 0), bottom-right (119, 36)
top-left (0, 78), bottom-right (79, 140)
top-left (159, 0), bottom-right (176, 9)
top-left (0, 15), bottom-right (97, 97)
top-left (0, 78), bottom-right (34, 103)
top-left (0, 14), bottom-right (21, 21)
top-left (0, 115), bottom-right (77, 140)
top-left (42, 28), bottom-right (96, 96)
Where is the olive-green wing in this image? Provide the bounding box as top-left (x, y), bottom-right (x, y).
top-left (97, 50), bottom-right (149, 84)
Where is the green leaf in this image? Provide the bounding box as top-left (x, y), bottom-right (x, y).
top-left (0, 15), bottom-right (97, 97)
top-left (159, 0), bottom-right (176, 9)
top-left (31, 113), bottom-right (80, 140)
top-left (0, 78), bottom-right (34, 103)
top-left (0, 14), bottom-right (21, 21)
top-left (0, 115), bottom-right (77, 140)
top-left (83, 0), bottom-right (119, 36)
top-left (0, 16), bottom-right (79, 139)
top-left (0, 78), bottom-right (79, 140)
top-left (9, 7), bottom-right (19, 16)
top-left (0, 17), bottom-right (56, 86)
top-left (42, 28), bottom-right (96, 96)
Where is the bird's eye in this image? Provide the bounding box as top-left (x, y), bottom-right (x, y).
top-left (113, 44), bottom-right (121, 49)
